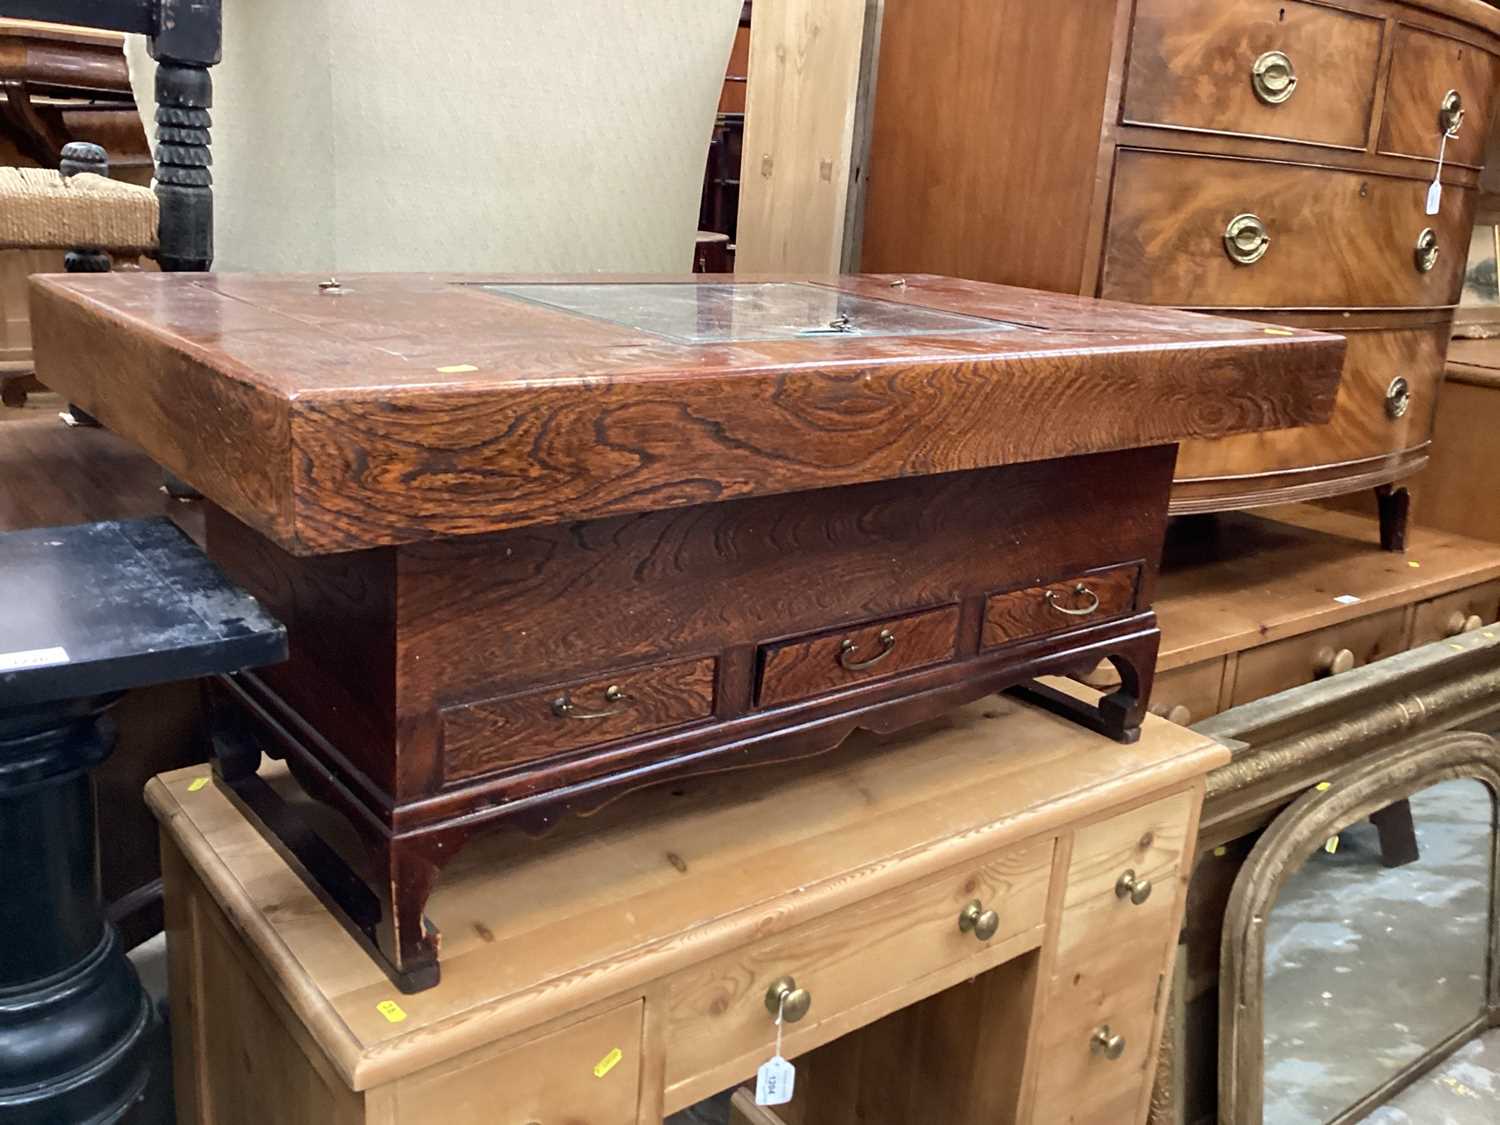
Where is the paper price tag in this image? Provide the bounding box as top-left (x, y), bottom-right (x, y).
top-left (756, 1055), bottom-right (796, 1106)
top-left (1426, 178), bottom-right (1442, 215)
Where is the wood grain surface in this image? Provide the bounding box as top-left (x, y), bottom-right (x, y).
top-left (28, 271), bottom-right (1343, 554)
top-left (982, 565), bottom-right (1141, 651)
top-left (1123, 0), bottom-right (1384, 151)
top-left (756, 604), bottom-right (960, 708)
top-left (1173, 311), bottom-right (1450, 480)
top-left (442, 657), bottom-right (718, 781)
top-left (1379, 20), bottom-right (1500, 168)
top-left (1101, 149), bottom-right (1474, 309)
top-left (861, 0), bottom-right (1124, 294)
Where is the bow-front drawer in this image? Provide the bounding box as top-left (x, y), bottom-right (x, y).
top-left (1102, 149), bottom-right (1473, 309)
top-left (662, 836), bottom-right (1053, 1109)
top-left (1124, 0), bottom-right (1383, 150)
top-left (442, 656), bottom-right (717, 781)
top-left (756, 604), bottom-right (961, 708)
top-left (982, 564), bottom-right (1141, 651)
top-left (1379, 23), bottom-right (1499, 169)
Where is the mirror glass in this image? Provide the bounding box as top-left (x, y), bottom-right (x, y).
top-left (1261, 779), bottom-right (1494, 1123)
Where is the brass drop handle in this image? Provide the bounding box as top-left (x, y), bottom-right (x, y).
top-left (551, 683), bottom-right (632, 720)
top-left (1090, 1025), bottom-right (1126, 1060)
top-left (1251, 50), bottom-right (1297, 105)
top-left (1415, 228), bottom-right (1440, 274)
top-left (958, 899), bottom-right (1001, 942)
top-left (1149, 703), bottom-right (1192, 725)
top-left (1224, 213), bottom-right (1271, 265)
top-left (1385, 377), bottom-right (1411, 420)
top-left (1445, 611), bottom-right (1484, 636)
top-left (1316, 647), bottom-right (1356, 677)
top-left (1044, 583), bottom-right (1101, 617)
top-left (1441, 89), bottom-right (1465, 137)
top-left (1115, 869), bottom-right (1153, 906)
top-left (839, 628), bottom-right (896, 672)
top-left (765, 976), bottom-right (812, 1023)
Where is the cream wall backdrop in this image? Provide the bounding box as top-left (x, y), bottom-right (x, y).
top-left (126, 1), bottom-right (742, 273)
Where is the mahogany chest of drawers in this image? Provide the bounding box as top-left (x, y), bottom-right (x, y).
top-left (28, 271), bottom-right (1340, 988)
top-left (862, 0), bottom-right (1500, 546)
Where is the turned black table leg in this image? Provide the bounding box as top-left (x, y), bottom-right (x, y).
top-left (1375, 483), bottom-right (1410, 553)
top-left (0, 696), bottom-right (152, 1123)
top-left (1370, 797), bottom-right (1421, 868)
top-left (0, 519), bottom-right (283, 1121)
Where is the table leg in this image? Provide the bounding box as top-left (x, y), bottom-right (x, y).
top-left (0, 697), bottom-right (152, 1123)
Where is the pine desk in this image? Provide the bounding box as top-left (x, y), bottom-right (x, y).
top-left (148, 691), bottom-right (1226, 1125)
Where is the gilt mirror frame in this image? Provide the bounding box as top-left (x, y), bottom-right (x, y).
top-left (1218, 729), bottom-right (1500, 1125)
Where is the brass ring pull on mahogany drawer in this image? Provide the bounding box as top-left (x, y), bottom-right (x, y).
top-left (1251, 50), bottom-right (1297, 106)
top-left (982, 564), bottom-right (1140, 651)
top-left (551, 683), bottom-right (632, 720)
top-left (757, 604), bottom-right (961, 708)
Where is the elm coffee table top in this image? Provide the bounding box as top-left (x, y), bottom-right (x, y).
top-left (27, 272), bottom-right (1345, 554)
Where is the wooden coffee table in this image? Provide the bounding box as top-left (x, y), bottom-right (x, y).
top-left (29, 271), bottom-right (1342, 989)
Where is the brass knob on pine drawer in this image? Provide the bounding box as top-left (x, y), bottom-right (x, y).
top-left (1441, 89), bottom-right (1465, 136)
top-left (1224, 214), bottom-right (1270, 265)
top-left (1415, 228), bottom-right (1440, 273)
top-left (1251, 50), bottom-right (1297, 105)
top-left (1316, 647), bottom-right (1356, 676)
top-left (1115, 869), bottom-right (1153, 906)
top-left (1090, 1025), bottom-right (1126, 1060)
top-left (958, 899), bottom-right (1001, 942)
top-left (1386, 377), bottom-right (1411, 420)
top-left (1445, 612), bottom-right (1484, 636)
top-left (1149, 703), bottom-right (1192, 726)
top-left (765, 976), bottom-right (812, 1023)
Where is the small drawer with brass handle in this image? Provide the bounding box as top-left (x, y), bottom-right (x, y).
top-left (982, 563), bottom-right (1140, 651)
top-left (1414, 228), bottom-right (1440, 274)
top-left (1229, 607), bottom-right (1406, 706)
top-left (756, 604), bottom-right (960, 708)
top-left (1122, 0), bottom-right (1382, 149)
top-left (1090, 1025), bottom-right (1126, 1060)
top-left (663, 836), bottom-right (1053, 1099)
top-left (441, 655), bottom-right (717, 781)
top-left (1103, 150), bottom-right (1474, 308)
top-left (1379, 25), bottom-right (1498, 168)
top-left (1411, 582), bottom-right (1500, 647)
top-left (1224, 213), bottom-right (1270, 266)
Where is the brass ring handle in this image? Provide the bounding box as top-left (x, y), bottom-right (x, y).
top-left (1115, 869), bottom-right (1153, 906)
top-left (1385, 377), bottom-right (1411, 420)
top-left (765, 976), bottom-right (812, 1023)
top-left (1441, 89), bottom-right (1465, 136)
top-left (838, 628), bottom-right (896, 671)
top-left (958, 899), bottom-right (1001, 942)
top-left (1090, 1025), bottom-right (1126, 1060)
top-left (551, 684), bottom-right (632, 720)
top-left (1224, 213), bottom-right (1271, 265)
top-left (1415, 228), bottom-right (1440, 274)
top-left (1044, 584), bottom-right (1101, 617)
top-left (1251, 50), bottom-right (1297, 105)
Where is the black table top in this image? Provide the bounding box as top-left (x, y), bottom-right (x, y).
top-left (0, 519), bottom-right (285, 708)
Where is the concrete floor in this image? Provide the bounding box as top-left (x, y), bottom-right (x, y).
top-left (1262, 778), bottom-right (1495, 1124)
top-left (1364, 1029), bottom-right (1500, 1125)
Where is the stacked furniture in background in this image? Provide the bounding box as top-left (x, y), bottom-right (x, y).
top-left (862, 0), bottom-right (1500, 551)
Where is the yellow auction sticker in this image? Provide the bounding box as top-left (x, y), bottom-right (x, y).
top-left (594, 1047), bottom-right (623, 1078)
top-left (376, 1000), bottom-right (408, 1024)
top-left (436, 364), bottom-right (479, 374)
top-left (187, 777), bottom-right (210, 793)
